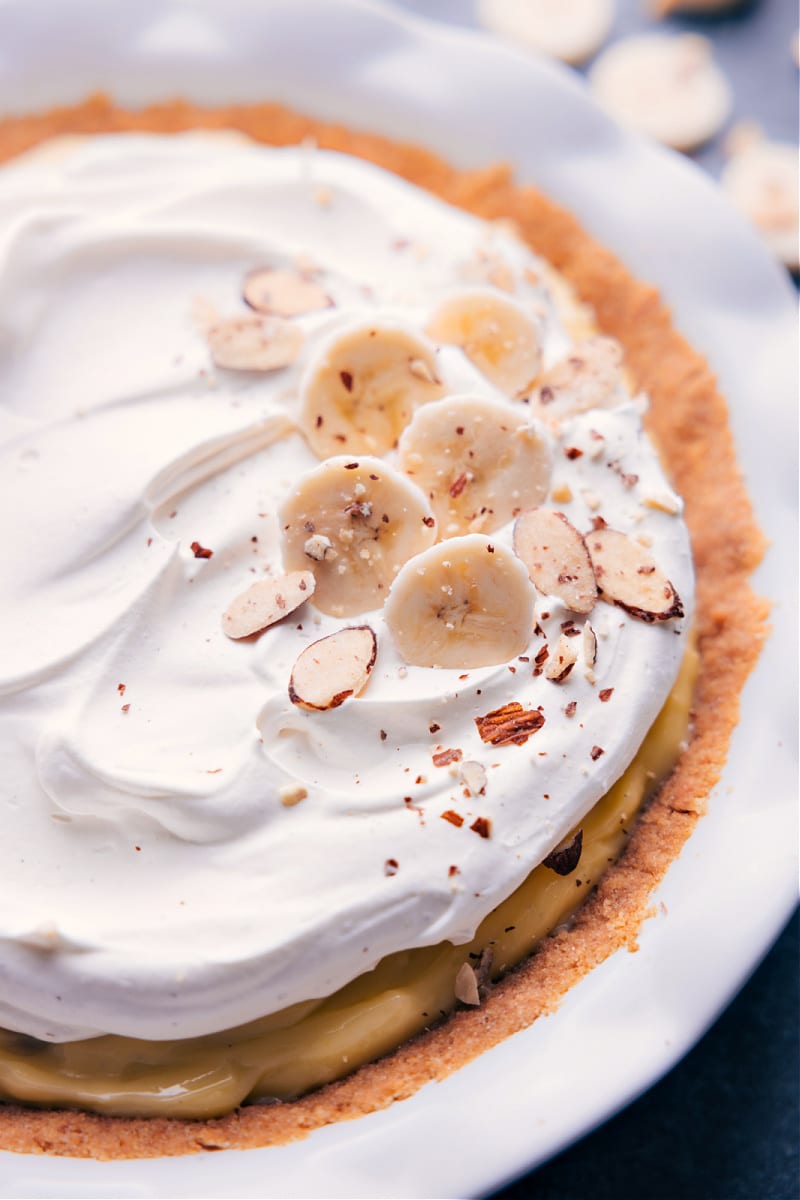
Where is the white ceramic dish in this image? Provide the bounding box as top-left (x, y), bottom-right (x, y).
top-left (0, 1), bottom-right (796, 1196)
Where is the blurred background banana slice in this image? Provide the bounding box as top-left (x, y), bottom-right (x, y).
top-left (281, 456), bottom-right (437, 617)
top-left (398, 395), bottom-right (552, 536)
top-left (385, 535), bottom-right (535, 668)
top-left (300, 323), bottom-right (444, 458)
top-left (589, 33), bottom-right (732, 151)
top-left (426, 289), bottom-right (542, 398)
top-left (722, 131), bottom-right (799, 272)
top-left (477, 0), bottom-right (615, 65)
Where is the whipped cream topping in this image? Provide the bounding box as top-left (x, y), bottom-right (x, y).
top-left (0, 136), bottom-right (693, 1041)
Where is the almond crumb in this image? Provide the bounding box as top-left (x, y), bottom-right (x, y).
top-left (454, 962), bottom-right (480, 1006)
top-left (279, 783), bottom-right (308, 807)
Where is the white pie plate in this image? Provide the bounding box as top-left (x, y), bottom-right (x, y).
top-left (0, 1), bottom-right (796, 1196)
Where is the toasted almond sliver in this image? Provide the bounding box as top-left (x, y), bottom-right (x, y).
top-left (223, 571), bottom-right (316, 639)
top-left (513, 508), bottom-right (598, 614)
top-left (528, 336), bottom-right (623, 424)
top-left (542, 828), bottom-right (584, 876)
top-left (545, 633), bottom-right (579, 683)
top-left (243, 267), bottom-right (333, 317)
top-left (208, 314), bottom-right (304, 372)
top-left (586, 528), bottom-right (684, 622)
top-left (289, 625), bottom-right (377, 711)
top-left (583, 621), bottom-right (598, 667)
top-left (460, 760), bottom-right (488, 797)
top-left (454, 962), bottom-right (481, 1007)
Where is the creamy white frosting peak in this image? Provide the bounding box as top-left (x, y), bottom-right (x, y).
top-left (0, 137), bottom-right (692, 1041)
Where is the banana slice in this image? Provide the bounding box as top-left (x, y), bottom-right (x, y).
top-left (590, 34), bottom-right (732, 152)
top-left (426, 289), bottom-right (542, 398)
top-left (721, 138), bottom-right (799, 271)
top-left (385, 535), bottom-right (535, 669)
top-left (398, 395), bottom-right (551, 535)
top-left (280, 456), bottom-right (437, 618)
top-left (477, 0), bottom-right (614, 66)
top-left (299, 324), bottom-right (445, 459)
top-left (529, 337), bottom-right (624, 425)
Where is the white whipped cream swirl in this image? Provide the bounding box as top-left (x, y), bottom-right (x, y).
top-left (0, 137), bottom-right (693, 1041)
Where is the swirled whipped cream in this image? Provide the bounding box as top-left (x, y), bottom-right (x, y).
top-left (0, 136), bottom-right (692, 1042)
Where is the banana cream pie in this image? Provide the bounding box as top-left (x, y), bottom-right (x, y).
top-left (0, 100), bottom-right (765, 1159)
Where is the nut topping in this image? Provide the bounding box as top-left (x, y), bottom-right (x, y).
top-left (207, 314), bottom-right (304, 372)
top-left (223, 571), bottom-right (315, 639)
top-left (513, 508), bottom-right (598, 614)
top-left (586, 527), bottom-right (684, 622)
top-left (289, 625), bottom-right (377, 711)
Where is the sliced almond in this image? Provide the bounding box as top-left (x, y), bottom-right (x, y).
top-left (513, 508), bottom-right (598, 614)
top-left (460, 760), bottom-right (488, 797)
top-left (222, 571), bottom-right (315, 639)
top-left (586, 528), bottom-right (684, 622)
top-left (528, 337), bottom-right (623, 424)
top-left (454, 961), bottom-right (481, 1006)
top-left (545, 633), bottom-right (579, 683)
top-left (289, 626), bottom-right (377, 711)
top-left (208, 314), bottom-right (304, 372)
top-left (583, 621), bottom-right (598, 667)
top-left (542, 828), bottom-right (583, 876)
top-left (243, 267), bottom-right (333, 317)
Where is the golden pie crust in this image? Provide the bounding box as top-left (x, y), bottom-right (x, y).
top-left (0, 96), bottom-right (767, 1160)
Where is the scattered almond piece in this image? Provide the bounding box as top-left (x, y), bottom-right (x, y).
top-left (207, 314), bottom-right (304, 372)
top-left (586, 528), bottom-right (684, 622)
top-left (454, 962), bottom-right (481, 1006)
top-left (643, 491), bottom-right (682, 515)
top-left (223, 571), bottom-right (315, 639)
top-left (289, 625), bottom-right (377, 711)
top-left (513, 508), bottom-right (598, 614)
top-left (460, 761), bottom-right (488, 796)
top-left (542, 828), bottom-right (583, 876)
top-left (279, 783), bottom-right (308, 807)
top-left (475, 702), bottom-right (545, 747)
top-left (545, 633), bottom-right (579, 683)
top-left (243, 267), bottom-right (332, 317)
top-left (583, 621), bottom-right (598, 667)
top-left (303, 533), bottom-right (336, 562)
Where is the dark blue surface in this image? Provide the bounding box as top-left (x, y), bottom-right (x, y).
top-left (389, 5), bottom-right (799, 1196)
top-left (493, 911), bottom-right (799, 1200)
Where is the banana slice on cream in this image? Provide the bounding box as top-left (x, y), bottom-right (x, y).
top-left (385, 535), bottom-right (535, 668)
top-left (299, 324), bottom-right (445, 458)
top-left (398, 395), bottom-right (552, 536)
top-left (426, 289), bottom-right (542, 398)
top-left (280, 456), bottom-right (437, 617)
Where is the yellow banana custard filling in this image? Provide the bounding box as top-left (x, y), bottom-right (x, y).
top-left (2, 112), bottom-right (765, 1158)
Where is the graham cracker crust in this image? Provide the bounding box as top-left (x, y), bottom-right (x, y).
top-left (0, 95), bottom-right (768, 1160)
